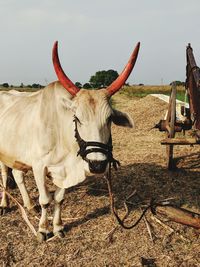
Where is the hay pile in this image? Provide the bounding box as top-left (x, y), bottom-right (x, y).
top-left (0, 94), bottom-right (200, 267)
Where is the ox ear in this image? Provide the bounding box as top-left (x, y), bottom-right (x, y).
top-left (62, 98), bottom-right (76, 112)
top-left (112, 109), bottom-right (134, 128)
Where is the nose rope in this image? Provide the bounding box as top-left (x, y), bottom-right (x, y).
top-left (73, 116), bottom-right (120, 170)
top-left (105, 163), bottom-right (153, 230)
top-left (73, 117), bottom-right (150, 230)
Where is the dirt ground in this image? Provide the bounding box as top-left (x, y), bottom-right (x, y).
top-left (0, 94), bottom-right (200, 267)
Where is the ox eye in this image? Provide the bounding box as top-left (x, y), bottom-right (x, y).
top-left (107, 115), bottom-right (112, 124)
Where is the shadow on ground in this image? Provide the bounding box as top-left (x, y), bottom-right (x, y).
top-left (63, 159), bottom-right (200, 232)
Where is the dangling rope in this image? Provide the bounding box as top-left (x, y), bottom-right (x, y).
top-left (73, 115), bottom-right (154, 229)
top-left (105, 163), bottom-right (153, 230)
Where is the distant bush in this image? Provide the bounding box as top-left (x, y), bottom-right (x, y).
top-left (83, 83), bottom-right (92, 89)
top-left (32, 83), bottom-right (44, 89)
top-left (89, 69), bottom-right (118, 88)
top-left (75, 82), bottom-right (82, 88)
top-left (2, 83), bottom-right (9, 88)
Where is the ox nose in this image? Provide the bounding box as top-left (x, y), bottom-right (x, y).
top-left (88, 160), bottom-right (108, 174)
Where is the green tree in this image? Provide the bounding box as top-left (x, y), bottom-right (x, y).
top-left (83, 83), bottom-right (92, 89)
top-left (32, 83), bottom-right (39, 88)
top-left (75, 82), bottom-right (82, 88)
top-left (32, 83), bottom-right (44, 89)
top-left (2, 83), bottom-right (9, 88)
top-left (89, 69), bottom-right (118, 88)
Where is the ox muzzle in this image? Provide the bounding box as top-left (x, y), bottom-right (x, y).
top-left (73, 116), bottom-right (119, 174)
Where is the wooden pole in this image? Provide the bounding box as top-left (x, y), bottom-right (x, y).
top-left (155, 205), bottom-right (200, 229)
top-left (161, 138), bottom-right (198, 145)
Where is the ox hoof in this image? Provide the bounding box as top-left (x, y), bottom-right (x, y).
top-left (54, 230), bottom-right (65, 238)
top-left (37, 232), bottom-right (47, 242)
top-left (7, 175), bottom-right (17, 189)
top-left (28, 205), bottom-right (40, 215)
top-left (0, 207), bottom-right (10, 216)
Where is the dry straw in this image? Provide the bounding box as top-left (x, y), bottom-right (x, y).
top-left (0, 183), bottom-right (37, 236)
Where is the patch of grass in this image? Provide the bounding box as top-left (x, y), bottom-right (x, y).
top-left (176, 92), bottom-right (188, 102)
top-left (119, 85), bottom-right (187, 102)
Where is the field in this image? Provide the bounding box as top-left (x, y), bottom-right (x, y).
top-left (0, 86), bottom-right (200, 266)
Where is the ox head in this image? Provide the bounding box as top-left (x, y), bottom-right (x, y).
top-left (52, 41), bottom-right (140, 175)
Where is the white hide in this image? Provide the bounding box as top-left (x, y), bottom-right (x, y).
top-left (0, 82), bottom-right (133, 236)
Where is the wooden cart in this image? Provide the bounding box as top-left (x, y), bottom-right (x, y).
top-left (155, 44), bottom-right (200, 170)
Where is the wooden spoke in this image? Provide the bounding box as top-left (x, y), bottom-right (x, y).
top-left (166, 84), bottom-right (176, 170)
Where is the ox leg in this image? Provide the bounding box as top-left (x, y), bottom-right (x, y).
top-left (53, 187), bottom-right (65, 237)
top-left (12, 169), bottom-right (34, 210)
top-left (33, 166), bottom-right (52, 241)
top-left (0, 163), bottom-right (9, 214)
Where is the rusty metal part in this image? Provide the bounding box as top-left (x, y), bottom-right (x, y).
top-left (154, 44), bottom-right (200, 170)
top-left (155, 119), bottom-right (192, 132)
top-left (193, 129), bottom-right (200, 140)
top-left (186, 43), bottom-right (200, 88)
top-left (155, 120), bottom-right (182, 132)
top-left (185, 44), bottom-right (200, 129)
top-left (155, 205), bottom-right (200, 229)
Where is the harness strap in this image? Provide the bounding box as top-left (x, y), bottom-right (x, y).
top-left (73, 116), bottom-right (118, 168)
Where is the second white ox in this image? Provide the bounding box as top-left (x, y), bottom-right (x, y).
top-left (0, 41), bottom-right (140, 240)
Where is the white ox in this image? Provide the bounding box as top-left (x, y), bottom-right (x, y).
top-left (0, 41), bottom-right (140, 240)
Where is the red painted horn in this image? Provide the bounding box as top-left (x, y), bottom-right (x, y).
top-left (52, 41), bottom-right (80, 96)
top-left (106, 42), bottom-right (140, 96)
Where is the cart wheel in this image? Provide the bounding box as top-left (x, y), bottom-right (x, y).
top-left (166, 84), bottom-right (176, 170)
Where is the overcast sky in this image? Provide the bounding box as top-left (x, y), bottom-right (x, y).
top-left (0, 0), bottom-right (200, 86)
